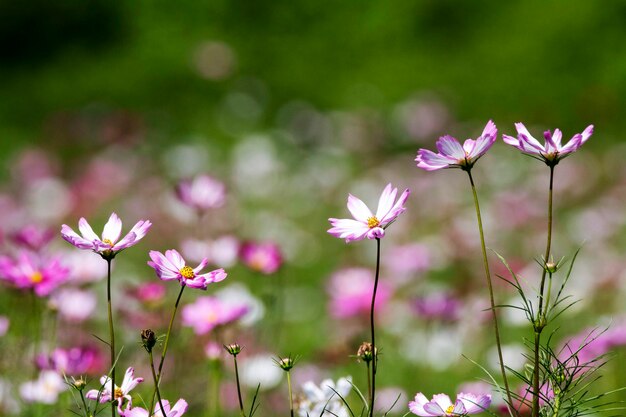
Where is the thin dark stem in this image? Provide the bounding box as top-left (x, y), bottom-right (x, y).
top-left (233, 355), bottom-right (246, 417)
top-left (533, 165), bottom-right (555, 417)
top-left (368, 238), bottom-right (381, 417)
top-left (149, 350), bottom-right (167, 417)
top-left (467, 170), bottom-right (516, 416)
top-left (149, 284), bottom-right (186, 414)
top-left (106, 259), bottom-right (115, 417)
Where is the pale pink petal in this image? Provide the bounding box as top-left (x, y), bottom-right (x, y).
top-left (580, 124), bottom-right (594, 144)
top-left (375, 184), bottom-right (397, 220)
top-left (192, 258), bottom-right (209, 274)
top-left (379, 188), bottom-right (410, 225)
top-left (423, 401), bottom-right (445, 415)
top-left (415, 149), bottom-right (456, 171)
top-left (165, 249), bottom-right (185, 270)
top-left (169, 399), bottom-right (188, 417)
top-left (551, 128), bottom-right (563, 147)
top-left (502, 134), bottom-right (523, 150)
top-left (458, 393), bottom-right (491, 414)
top-left (102, 213), bottom-right (123, 244)
top-left (200, 268), bottom-right (227, 283)
top-left (347, 194), bottom-right (373, 222)
top-left (436, 135), bottom-right (465, 159)
top-left (61, 225), bottom-right (95, 249)
top-left (515, 123), bottom-right (544, 152)
top-left (432, 393), bottom-right (453, 411)
top-left (78, 218), bottom-right (101, 242)
top-left (558, 133), bottom-right (582, 154)
top-left (408, 393), bottom-right (430, 416)
top-left (328, 218), bottom-right (369, 242)
top-left (452, 399), bottom-right (466, 415)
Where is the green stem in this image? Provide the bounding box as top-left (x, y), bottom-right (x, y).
top-left (366, 361), bottom-right (372, 406)
top-left (233, 355), bottom-right (246, 417)
top-left (533, 165), bottom-right (555, 417)
top-left (287, 370), bottom-right (294, 417)
top-left (106, 259), bottom-right (115, 417)
top-left (149, 284), bottom-right (186, 414)
top-left (209, 359), bottom-right (222, 417)
top-left (149, 350), bottom-right (167, 417)
top-left (368, 238), bottom-right (381, 417)
top-left (467, 170), bottom-right (516, 416)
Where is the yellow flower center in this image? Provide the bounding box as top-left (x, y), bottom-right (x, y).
top-left (446, 405), bottom-right (455, 415)
top-left (114, 387), bottom-right (124, 399)
top-left (30, 271), bottom-right (43, 283)
top-left (366, 216), bottom-right (380, 229)
top-left (103, 239), bottom-right (114, 246)
top-left (179, 266), bottom-right (195, 279)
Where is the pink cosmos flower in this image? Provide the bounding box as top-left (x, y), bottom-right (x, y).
top-left (181, 296), bottom-right (249, 334)
top-left (415, 120), bottom-right (497, 171)
top-left (327, 268), bottom-right (391, 319)
top-left (86, 367), bottom-right (143, 414)
top-left (409, 392), bottom-right (491, 416)
top-left (61, 213), bottom-right (151, 258)
top-left (175, 174), bottom-right (226, 211)
top-left (412, 291), bottom-right (461, 322)
top-left (10, 225), bottom-right (55, 251)
top-left (239, 241), bottom-right (283, 274)
top-left (328, 183), bottom-right (410, 242)
top-left (0, 251), bottom-right (69, 297)
top-left (51, 288), bottom-right (97, 322)
top-left (37, 346), bottom-right (104, 375)
top-left (148, 249), bottom-right (227, 290)
top-left (130, 281), bottom-right (167, 304)
top-left (123, 399), bottom-right (188, 417)
top-left (503, 123), bottom-right (593, 164)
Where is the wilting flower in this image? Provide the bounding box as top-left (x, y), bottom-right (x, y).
top-left (181, 296), bottom-right (248, 334)
top-left (409, 392), bottom-right (491, 416)
top-left (19, 371), bottom-right (66, 404)
top-left (122, 398), bottom-right (188, 417)
top-left (0, 251), bottom-right (69, 297)
top-left (415, 120), bottom-right (497, 171)
top-left (503, 123), bottom-right (593, 165)
top-left (175, 174), bottom-right (226, 211)
top-left (148, 249), bottom-right (227, 290)
top-left (61, 213), bottom-right (152, 259)
top-left (328, 183), bottom-right (410, 242)
top-left (297, 377), bottom-right (352, 417)
top-left (239, 241), bottom-right (283, 274)
top-left (86, 367), bottom-right (143, 413)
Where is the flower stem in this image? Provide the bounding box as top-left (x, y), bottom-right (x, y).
top-left (532, 165), bottom-right (555, 417)
top-left (106, 258), bottom-right (115, 417)
top-left (366, 361), bottom-right (372, 406)
top-left (233, 354), bottom-right (246, 417)
top-left (149, 284), bottom-right (186, 414)
top-left (287, 370), bottom-right (294, 417)
top-left (466, 170), bottom-right (515, 416)
top-left (368, 237), bottom-right (381, 417)
top-left (149, 350), bottom-right (167, 417)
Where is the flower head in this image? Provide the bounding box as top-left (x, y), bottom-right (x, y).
top-left (0, 251), bottom-right (69, 297)
top-left (148, 249), bottom-right (227, 290)
top-left (415, 120), bottom-right (497, 171)
top-left (297, 377), bottom-right (352, 417)
top-left (503, 123), bottom-right (593, 165)
top-left (61, 213), bottom-right (151, 259)
top-left (85, 367), bottom-right (143, 414)
top-left (328, 183), bottom-right (410, 243)
top-left (409, 392), bottom-right (491, 416)
top-left (182, 296), bottom-right (248, 334)
top-left (175, 174), bottom-right (226, 211)
top-left (239, 241), bottom-right (283, 274)
top-left (122, 398), bottom-right (188, 417)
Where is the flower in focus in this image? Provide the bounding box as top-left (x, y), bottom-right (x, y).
top-left (181, 296), bottom-right (249, 334)
top-left (502, 123), bottom-right (593, 165)
top-left (409, 392), bottom-right (491, 416)
top-left (239, 240), bottom-right (283, 274)
top-left (86, 367), bottom-right (143, 413)
top-left (328, 183), bottom-right (410, 242)
top-left (327, 267), bottom-right (391, 318)
top-left (415, 120), bottom-right (497, 171)
top-left (175, 174), bottom-right (226, 211)
top-left (0, 251), bottom-right (69, 297)
top-left (148, 249), bottom-right (227, 290)
top-left (297, 377), bottom-right (352, 417)
top-left (61, 213), bottom-right (152, 259)
top-left (122, 398), bottom-right (188, 417)
top-left (19, 371), bottom-right (66, 404)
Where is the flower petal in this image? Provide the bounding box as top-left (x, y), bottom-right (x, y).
top-left (102, 213), bottom-right (123, 244)
top-left (415, 149), bottom-right (456, 171)
top-left (78, 218), bottom-right (101, 242)
top-left (347, 194), bottom-right (373, 222)
top-left (436, 136), bottom-right (465, 159)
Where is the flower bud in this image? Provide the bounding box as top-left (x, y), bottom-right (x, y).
top-left (141, 329), bottom-right (157, 352)
top-left (224, 343), bottom-right (242, 356)
top-left (73, 377), bottom-right (87, 390)
top-left (275, 355), bottom-right (298, 372)
top-left (545, 261), bottom-right (558, 274)
top-left (357, 342), bottom-right (376, 363)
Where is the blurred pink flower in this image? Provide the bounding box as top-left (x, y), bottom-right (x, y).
top-left (148, 249), bottom-right (227, 290)
top-left (503, 123), bottom-right (593, 165)
top-left (19, 371), bottom-right (66, 404)
top-left (10, 225), bottom-right (55, 251)
top-left (175, 174), bottom-right (226, 211)
top-left (205, 341), bottom-right (223, 360)
top-left (239, 241), bottom-right (283, 274)
top-left (412, 291), bottom-right (461, 322)
top-left (181, 296), bottom-right (248, 334)
top-left (409, 392), bottom-right (491, 416)
top-left (181, 236), bottom-right (240, 268)
top-left (327, 268), bottom-right (391, 319)
top-left (61, 213), bottom-right (151, 258)
top-left (131, 281), bottom-right (167, 304)
top-left (0, 251), bottom-right (69, 296)
top-left (415, 120), bottom-right (497, 171)
top-left (37, 346), bottom-right (104, 375)
top-left (328, 183), bottom-right (410, 242)
top-left (86, 367), bottom-right (144, 414)
top-left (385, 243), bottom-right (431, 277)
top-left (50, 288), bottom-right (97, 322)
top-left (63, 250), bottom-right (108, 283)
top-left (123, 398), bottom-right (188, 417)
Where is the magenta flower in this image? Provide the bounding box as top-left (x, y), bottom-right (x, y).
top-left (61, 213), bottom-right (152, 258)
top-left (86, 367), bottom-right (143, 414)
top-left (10, 225), bottom-right (55, 251)
top-left (175, 174), bottom-right (226, 211)
top-left (37, 346), bottom-right (104, 375)
top-left (239, 241), bottom-right (283, 274)
top-left (409, 392), bottom-right (491, 416)
top-left (181, 295), bottom-right (249, 334)
top-left (503, 123), bottom-right (593, 165)
top-left (148, 249), bottom-right (227, 290)
top-left (327, 268), bottom-right (391, 319)
top-left (122, 398), bottom-right (188, 417)
top-left (0, 251), bottom-right (69, 297)
top-left (328, 183), bottom-right (410, 242)
top-left (415, 120), bottom-right (497, 171)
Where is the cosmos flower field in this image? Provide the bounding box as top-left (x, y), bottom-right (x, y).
top-left (1, 110), bottom-right (626, 417)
